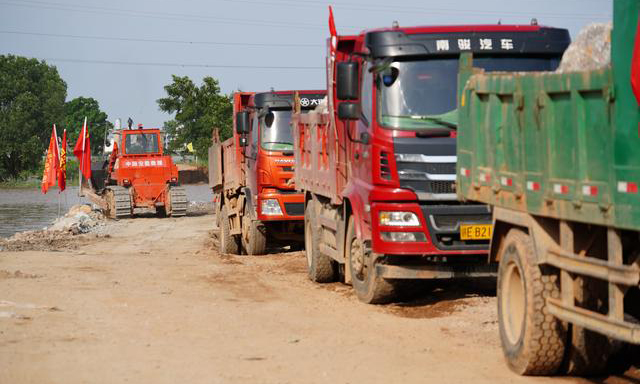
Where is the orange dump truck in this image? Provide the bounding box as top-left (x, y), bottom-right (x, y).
top-left (209, 90), bottom-right (325, 254)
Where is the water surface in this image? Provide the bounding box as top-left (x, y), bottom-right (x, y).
top-left (0, 184), bottom-right (212, 238)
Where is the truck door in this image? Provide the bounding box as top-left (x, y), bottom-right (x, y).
top-left (246, 113), bottom-right (259, 214)
top-left (354, 62), bottom-right (373, 186)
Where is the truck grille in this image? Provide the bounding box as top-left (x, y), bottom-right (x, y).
top-left (429, 181), bottom-right (455, 194)
top-left (433, 214), bottom-right (489, 229)
top-left (393, 136), bottom-right (457, 199)
top-left (284, 202), bottom-right (304, 216)
top-left (421, 204), bottom-right (492, 251)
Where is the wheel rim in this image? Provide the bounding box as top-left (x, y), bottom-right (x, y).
top-left (501, 259), bottom-right (526, 345)
top-left (305, 218), bottom-right (312, 268)
top-left (349, 236), bottom-right (366, 282)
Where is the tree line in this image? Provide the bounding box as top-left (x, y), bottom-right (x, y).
top-left (0, 54), bottom-right (232, 182)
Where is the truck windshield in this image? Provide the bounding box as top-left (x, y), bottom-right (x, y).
top-left (261, 109), bottom-right (293, 151)
top-left (125, 133), bottom-right (159, 154)
top-left (378, 56), bottom-right (560, 130)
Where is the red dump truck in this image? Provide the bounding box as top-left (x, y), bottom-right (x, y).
top-left (292, 23), bottom-right (570, 303)
top-left (210, 90), bottom-right (325, 255)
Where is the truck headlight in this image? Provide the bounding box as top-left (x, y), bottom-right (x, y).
top-left (381, 232), bottom-right (427, 242)
top-left (261, 199), bottom-right (283, 215)
top-left (379, 211), bottom-right (420, 227)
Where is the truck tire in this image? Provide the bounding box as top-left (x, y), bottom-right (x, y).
top-left (347, 216), bottom-right (395, 304)
top-left (242, 204), bottom-right (267, 255)
top-left (497, 228), bottom-right (566, 375)
top-left (304, 200), bottom-right (336, 283)
top-left (220, 205), bottom-right (240, 255)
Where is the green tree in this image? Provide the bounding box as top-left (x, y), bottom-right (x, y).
top-left (157, 75), bottom-right (232, 160)
top-left (62, 97), bottom-right (113, 155)
top-left (0, 55), bottom-right (67, 181)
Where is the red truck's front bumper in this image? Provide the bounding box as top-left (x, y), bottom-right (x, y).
top-left (370, 201), bottom-right (490, 257)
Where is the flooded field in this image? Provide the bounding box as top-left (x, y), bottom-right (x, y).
top-left (0, 184), bottom-right (212, 238)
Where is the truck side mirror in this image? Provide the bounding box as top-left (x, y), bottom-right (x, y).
top-left (337, 62), bottom-right (359, 100)
top-left (338, 102), bottom-right (359, 120)
top-left (236, 111), bottom-right (250, 135)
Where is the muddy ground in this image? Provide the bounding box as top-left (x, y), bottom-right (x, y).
top-left (0, 214), bottom-right (638, 384)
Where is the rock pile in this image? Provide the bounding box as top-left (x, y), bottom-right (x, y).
top-left (557, 22), bottom-right (612, 73)
top-left (49, 204), bottom-right (107, 235)
top-left (0, 205), bottom-right (109, 252)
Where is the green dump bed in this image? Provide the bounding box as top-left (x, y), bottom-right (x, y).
top-left (457, 0), bottom-right (640, 232)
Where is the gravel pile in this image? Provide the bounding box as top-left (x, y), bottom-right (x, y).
top-left (187, 201), bottom-right (214, 216)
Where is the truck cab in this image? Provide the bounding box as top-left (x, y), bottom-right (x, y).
top-left (246, 91), bottom-right (325, 225)
top-left (345, 25), bottom-right (569, 255)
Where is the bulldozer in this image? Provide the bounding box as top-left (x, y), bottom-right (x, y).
top-left (83, 123), bottom-right (187, 219)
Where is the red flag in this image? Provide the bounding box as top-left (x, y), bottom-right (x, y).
top-left (58, 129), bottom-right (67, 192)
top-left (632, 18), bottom-right (640, 105)
top-left (329, 6), bottom-right (337, 56)
top-left (73, 117), bottom-right (92, 181)
top-left (328, 6), bottom-right (337, 38)
top-left (41, 125), bottom-right (60, 194)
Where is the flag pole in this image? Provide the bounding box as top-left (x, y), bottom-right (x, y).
top-left (78, 117), bottom-right (87, 197)
top-left (54, 124), bottom-right (62, 217)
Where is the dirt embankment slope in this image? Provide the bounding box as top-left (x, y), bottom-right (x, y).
top-left (0, 215), bottom-right (637, 384)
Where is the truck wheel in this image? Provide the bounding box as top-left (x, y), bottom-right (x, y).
top-left (304, 200), bottom-right (336, 283)
top-left (242, 204), bottom-right (267, 255)
top-left (498, 228), bottom-right (566, 375)
top-left (220, 205), bottom-right (240, 255)
top-left (347, 216), bottom-right (395, 304)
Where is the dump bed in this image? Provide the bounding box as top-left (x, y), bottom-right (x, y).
top-left (457, 0), bottom-right (640, 231)
top-left (292, 99), bottom-right (346, 205)
top-left (208, 130), bottom-right (244, 193)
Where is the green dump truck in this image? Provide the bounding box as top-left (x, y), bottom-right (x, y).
top-left (457, 0), bottom-right (640, 376)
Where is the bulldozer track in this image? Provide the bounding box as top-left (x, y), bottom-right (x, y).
top-left (106, 186), bottom-right (132, 219)
top-left (169, 187), bottom-right (188, 217)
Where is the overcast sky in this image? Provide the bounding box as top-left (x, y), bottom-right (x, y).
top-left (0, 0), bottom-right (612, 129)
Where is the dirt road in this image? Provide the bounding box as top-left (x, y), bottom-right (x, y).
top-left (1, 215), bottom-right (637, 383)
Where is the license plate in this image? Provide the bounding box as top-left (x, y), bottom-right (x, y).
top-left (460, 224), bottom-right (492, 240)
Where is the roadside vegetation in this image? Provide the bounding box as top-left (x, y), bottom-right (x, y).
top-left (157, 75), bottom-right (233, 161)
top-left (0, 55), bottom-right (112, 183)
top-left (1, 55), bottom-right (230, 184)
